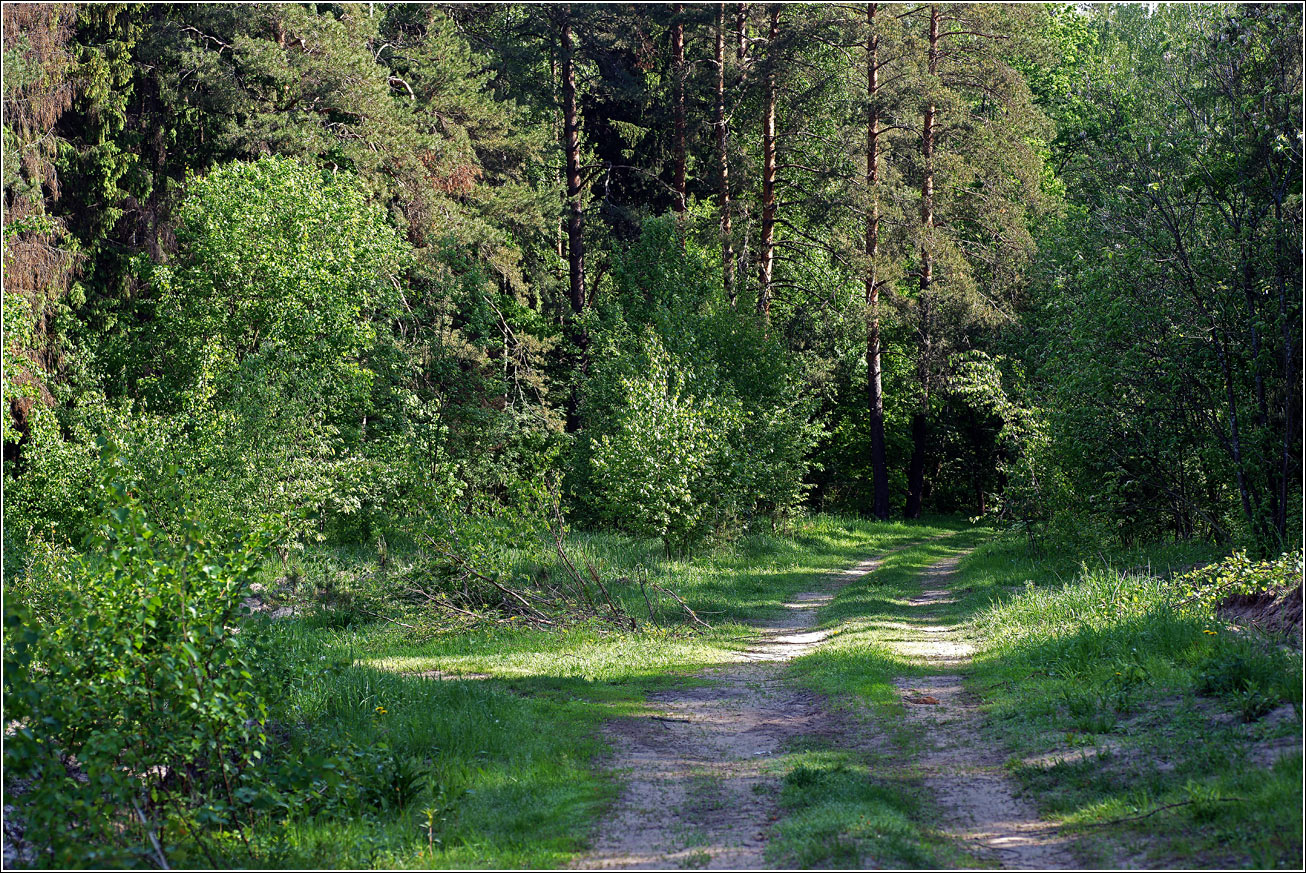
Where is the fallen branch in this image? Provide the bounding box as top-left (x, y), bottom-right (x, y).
top-left (648, 581), bottom-right (711, 629)
top-left (637, 568), bottom-right (660, 627)
top-left (428, 598), bottom-right (483, 620)
top-left (423, 542), bottom-right (557, 625)
top-left (587, 559), bottom-right (636, 630)
top-left (550, 504), bottom-right (599, 611)
top-left (356, 607), bottom-right (417, 630)
top-left (133, 800), bottom-right (170, 870)
top-left (1077, 797), bottom-right (1246, 829)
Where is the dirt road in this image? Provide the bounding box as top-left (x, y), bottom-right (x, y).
top-left (576, 543), bottom-right (1074, 870)
top-left (576, 553), bottom-right (888, 869)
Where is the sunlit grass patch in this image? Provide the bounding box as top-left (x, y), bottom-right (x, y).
top-left (784, 527), bottom-right (992, 714)
top-left (764, 746), bottom-right (978, 869)
top-left (358, 622), bottom-right (748, 687)
top-left (964, 535), bottom-right (1303, 868)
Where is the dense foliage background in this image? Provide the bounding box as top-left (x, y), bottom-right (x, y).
top-left (2, 2), bottom-right (1301, 867)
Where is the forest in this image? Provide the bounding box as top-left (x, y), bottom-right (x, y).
top-left (2, 2), bottom-right (1302, 869)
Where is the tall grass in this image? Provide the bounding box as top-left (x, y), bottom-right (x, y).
top-left (963, 537), bottom-right (1302, 868)
top-left (241, 513), bottom-right (960, 868)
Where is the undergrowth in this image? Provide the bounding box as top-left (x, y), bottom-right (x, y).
top-left (966, 537), bottom-right (1303, 868)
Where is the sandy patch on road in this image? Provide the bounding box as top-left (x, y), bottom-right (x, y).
top-left (888, 554), bottom-right (1077, 870)
top-left (575, 551), bottom-right (898, 870)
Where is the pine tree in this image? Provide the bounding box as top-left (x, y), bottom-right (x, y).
top-left (756, 4), bottom-right (780, 320)
top-left (714, 3), bottom-right (736, 306)
top-left (896, 2), bottom-right (1052, 517)
top-left (864, 2), bottom-right (890, 520)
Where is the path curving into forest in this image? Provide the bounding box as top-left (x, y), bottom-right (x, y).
top-left (577, 540), bottom-right (1080, 871)
top-left (574, 550), bottom-right (898, 870)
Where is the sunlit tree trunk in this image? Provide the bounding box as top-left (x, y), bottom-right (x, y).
top-left (865, 2), bottom-right (889, 520)
top-left (736, 3), bottom-right (748, 63)
top-left (716, 4), bottom-right (736, 306)
top-left (672, 3), bottom-right (687, 215)
top-left (561, 11), bottom-right (586, 432)
top-left (757, 5), bottom-right (778, 320)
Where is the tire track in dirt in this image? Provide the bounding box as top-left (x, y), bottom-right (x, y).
top-left (574, 543), bottom-right (929, 870)
top-left (887, 553), bottom-right (1077, 870)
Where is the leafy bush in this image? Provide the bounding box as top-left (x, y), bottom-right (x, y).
top-left (132, 156), bottom-right (458, 546)
top-left (1173, 549), bottom-right (1304, 610)
top-left (575, 215), bottom-right (819, 547)
top-left (3, 457), bottom-right (276, 867)
top-left (145, 156), bottom-right (406, 417)
top-left (1, 393), bottom-right (129, 569)
top-left (588, 334), bottom-right (741, 553)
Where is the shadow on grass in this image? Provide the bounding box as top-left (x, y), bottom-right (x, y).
top-left (256, 515), bottom-right (973, 868)
top-left (779, 528), bottom-right (1303, 869)
top-left (257, 654), bottom-right (622, 869)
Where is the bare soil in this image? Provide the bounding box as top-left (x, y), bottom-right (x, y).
top-left (577, 545), bottom-right (1079, 870)
top-left (1217, 584), bottom-right (1302, 645)
top-left (886, 553), bottom-right (1077, 870)
top-left (574, 553), bottom-right (891, 870)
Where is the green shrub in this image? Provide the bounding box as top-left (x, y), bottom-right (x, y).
top-left (134, 156), bottom-right (450, 547)
top-left (576, 215), bottom-right (819, 546)
top-left (3, 459), bottom-right (276, 867)
top-left (145, 156), bottom-right (406, 417)
top-left (588, 334), bottom-right (741, 553)
top-left (1173, 549), bottom-right (1304, 609)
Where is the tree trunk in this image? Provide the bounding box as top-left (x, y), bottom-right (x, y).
top-left (550, 51), bottom-right (566, 277)
top-left (716, 4), bottom-right (735, 306)
top-left (561, 12), bottom-right (587, 432)
top-left (905, 409), bottom-right (927, 519)
top-left (1216, 329), bottom-right (1258, 531)
top-left (920, 5), bottom-right (937, 299)
top-left (1273, 196), bottom-right (1297, 542)
top-left (757, 5), bottom-right (779, 320)
top-left (865, 2), bottom-right (889, 520)
top-left (1241, 234), bottom-right (1278, 534)
top-left (906, 5), bottom-right (939, 519)
top-left (736, 3), bottom-right (748, 63)
top-left (672, 3), bottom-right (687, 214)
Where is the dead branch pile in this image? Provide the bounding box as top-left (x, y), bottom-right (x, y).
top-left (404, 512), bottom-right (708, 631)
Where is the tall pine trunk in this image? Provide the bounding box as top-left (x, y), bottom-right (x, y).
top-left (865, 3), bottom-right (889, 520)
top-left (905, 4), bottom-right (938, 519)
top-left (550, 52), bottom-right (566, 277)
top-left (561, 13), bottom-right (586, 432)
top-left (736, 3), bottom-right (748, 63)
top-left (757, 5), bottom-right (779, 320)
top-left (716, 4), bottom-right (735, 306)
top-left (672, 3), bottom-right (687, 214)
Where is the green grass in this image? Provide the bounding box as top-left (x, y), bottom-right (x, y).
top-left (244, 514), bottom-right (962, 868)
top-left (963, 536), bottom-right (1303, 868)
top-left (759, 530), bottom-right (993, 868)
top-left (762, 742), bottom-right (980, 869)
